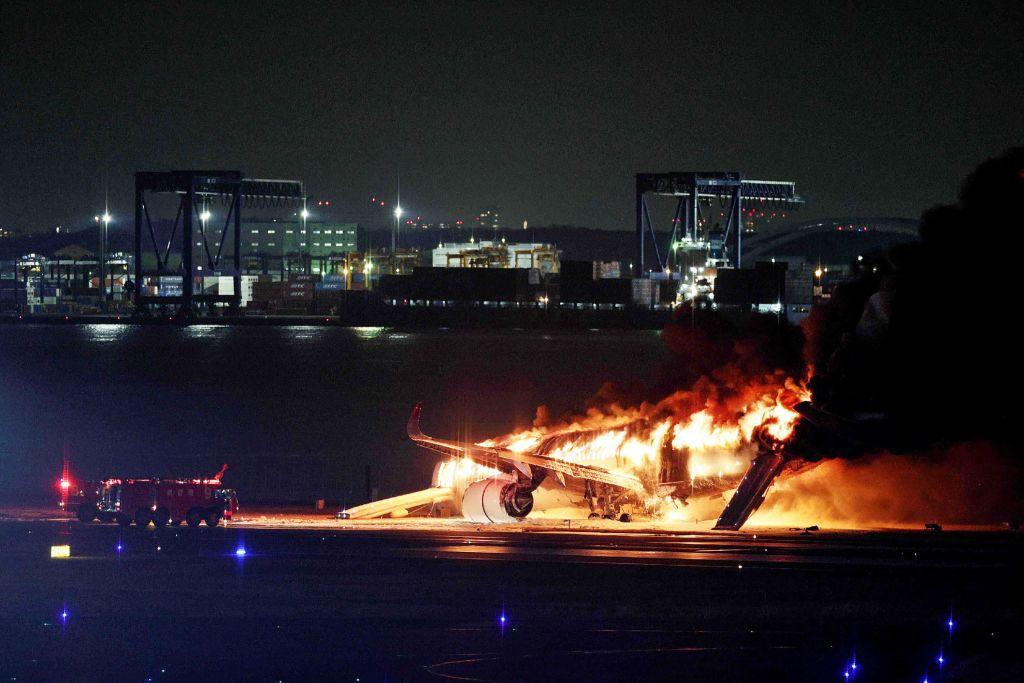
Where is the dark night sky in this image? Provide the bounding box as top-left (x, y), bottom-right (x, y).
top-left (1, 1), bottom-right (1021, 233)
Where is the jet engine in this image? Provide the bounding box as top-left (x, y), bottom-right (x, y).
top-left (461, 478), bottom-right (534, 523)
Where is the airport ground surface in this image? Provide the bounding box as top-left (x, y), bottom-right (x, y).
top-left (1, 515), bottom-right (1022, 682)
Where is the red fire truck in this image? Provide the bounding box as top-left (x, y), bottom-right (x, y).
top-left (72, 465), bottom-right (238, 528)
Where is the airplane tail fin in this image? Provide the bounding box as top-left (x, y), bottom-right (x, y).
top-left (407, 402), bottom-right (425, 440)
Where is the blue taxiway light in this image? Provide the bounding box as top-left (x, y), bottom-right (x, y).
top-left (235, 547), bottom-right (247, 557)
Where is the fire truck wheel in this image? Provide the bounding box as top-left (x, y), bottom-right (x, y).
top-left (205, 510), bottom-right (221, 527)
top-left (115, 514), bottom-right (131, 527)
top-left (134, 508), bottom-right (152, 529)
top-left (186, 509), bottom-right (203, 527)
top-left (152, 507), bottom-right (170, 528)
top-left (588, 512), bottom-right (601, 520)
top-left (76, 507), bottom-right (96, 523)
top-left (618, 513), bottom-right (633, 523)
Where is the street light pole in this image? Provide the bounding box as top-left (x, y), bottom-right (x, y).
top-left (392, 204), bottom-right (402, 255)
top-left (95, 212), bottom-right (112, 303)
top-left (301, 203), bottom-right (309, 275)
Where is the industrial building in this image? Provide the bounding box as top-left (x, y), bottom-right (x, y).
top-left (242, 219), bottom-right (358, 259)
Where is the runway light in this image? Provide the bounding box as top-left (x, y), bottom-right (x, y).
top-left (50, 545), bottom-right (71, 559)
top-left (200, 210), bottom-right (211, 222)
top-left (235, 547), bottom-right (247, 557)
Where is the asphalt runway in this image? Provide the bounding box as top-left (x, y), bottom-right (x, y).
top-left (1, 519), bottom-right (1022, 681)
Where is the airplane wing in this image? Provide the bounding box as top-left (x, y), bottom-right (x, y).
top-left (407, 403), bottom-right (645, 493)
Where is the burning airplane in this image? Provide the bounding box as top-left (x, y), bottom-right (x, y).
top-left (406, 376), bottom-right (810, 528)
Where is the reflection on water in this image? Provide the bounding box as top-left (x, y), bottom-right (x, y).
top-left (81, 324), bottom-right (130, 343)
top-left (282, 326), bottom-right (328, 343)
top-left (353, 326), bottom-right (387, 340)
top-left (182, 324), bottom-right (227, 340)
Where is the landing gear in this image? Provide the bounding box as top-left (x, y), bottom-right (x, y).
top-left (584, 480), bottom-right (632, 522)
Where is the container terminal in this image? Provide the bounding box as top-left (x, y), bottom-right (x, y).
top-left (0, 168), bottom-right (918, 327)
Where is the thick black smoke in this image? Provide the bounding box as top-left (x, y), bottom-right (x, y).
top-left (804, 147), bottom-right (1024, 449)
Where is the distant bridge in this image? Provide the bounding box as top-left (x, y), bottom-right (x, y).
top-left (742, 218), bottom-right (918, 262)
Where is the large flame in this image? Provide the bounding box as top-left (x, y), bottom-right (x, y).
top-left (434, 457), bottom-right (503, 489)
top-left (474, 376), bottom-right (809, 513)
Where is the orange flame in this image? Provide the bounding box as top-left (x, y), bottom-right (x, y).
top-left (481, 377), bottom-right (809, 511)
